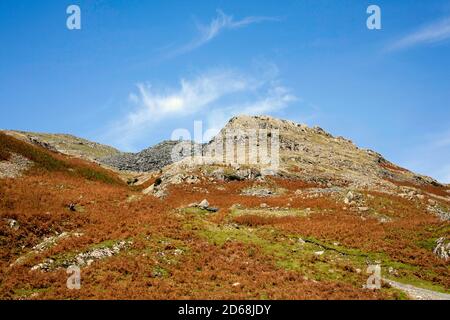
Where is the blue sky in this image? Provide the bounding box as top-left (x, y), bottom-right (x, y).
top-left (0, 0), bottom-right (450, 182)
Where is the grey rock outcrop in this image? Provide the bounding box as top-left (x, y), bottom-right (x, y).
top-left (100, 140), bottom-right (201, 172)
top-left (433, 237), bottom-right (450, 261)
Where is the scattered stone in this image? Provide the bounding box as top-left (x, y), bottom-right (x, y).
top-left (198, 199), bottom-right (209, 209)
top-left (31, 259), bottom-right (55, 271)
top-left (0, 153), bottom-right (33, 178)
top-left (398, 186), bottom-right (425, 201)
top-left (241, 187), bottom-right (275, 197)
top-left (12, 232), bottom-right (83, 267)
top-left (75, 241), bottom-right (130, 267)
top-left (427, 205), bottom-right (450, 221)
top-left (343, 190), bottom-right (365, 206)
top-left (31, 240), bottom-right (132, 271)
top-left (5, 218), bottom-right (19, 230)
top-left (188, 199), bottom-right (219, 212)
top-left (433, 237), bottom-right (450, 261)
top-left (379, 217), bottom-right (391, 223)
top-left (32, 232), bottom-right (82, 252)
top-left (344, 191), bottom-right (354, 205)
top-left (314, 251), bottom-right (325, 256)
top-left (388, 267), bottom-right (399, 276)
top-left (173, 249), bottom-right (184, 256)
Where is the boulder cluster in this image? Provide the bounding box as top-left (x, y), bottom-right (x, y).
top-left (100, 140), bottom-right (199, 172)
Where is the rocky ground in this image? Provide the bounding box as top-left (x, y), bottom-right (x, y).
top-left (0, 116), bottom-right (449, 300)
top-left (385, 279), bottom-right (450, 300)
top-left (0, 153), bottom-right (32, 179)
top-left (100, 140), bottom-right (199, 172)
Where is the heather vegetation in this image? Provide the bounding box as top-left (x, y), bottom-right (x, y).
top-left (0, 132), bottom-right (123, 185)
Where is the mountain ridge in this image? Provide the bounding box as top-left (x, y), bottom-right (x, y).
top-left (3, 115), bottom-right (443, 186)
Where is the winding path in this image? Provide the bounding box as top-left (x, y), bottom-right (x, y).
top-left (384, 279), bottom-right (450, 300)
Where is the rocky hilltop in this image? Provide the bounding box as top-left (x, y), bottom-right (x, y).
top-left (5, 116), bottom-right (440, 191)
top-left (212, 115), bottom-right (439, 187)
top-left (144, 115), bottom-right (443, 198)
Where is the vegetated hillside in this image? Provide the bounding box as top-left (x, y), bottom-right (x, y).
top-left (0, 117), bottom-right (449, 300)
top-left (100, 140), bottom-right (199, 172)
top-left (0, 132), bottom-right (124, 185)
top-left (2, 130), bottom-right (121, 162)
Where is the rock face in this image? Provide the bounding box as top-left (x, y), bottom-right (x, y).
top-left (207, 115), bottom-right (440, 189)
top-left (100, 140), bottom-right (199, 172)
top-left (140, 115), bottom-right (446, 199)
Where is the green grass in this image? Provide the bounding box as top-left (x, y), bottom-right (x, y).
top-left (181, 205), bottom-right (450, 295)
top-left (89, 239), bottom-right (122, 250)
top-left (231, 207), bottom-right (310, 218)
top-left (0, 132), bottom-right (67, 171)
top-left (75, 166), bottom-right (120, 185)
top-left (305, 237), bottom-right (450, 294)
top-left (13, 287), bottom-right (50, 299)
top-left (197, 223), bottom-right (362, 284)
top-left (182, 207), bottom-right (212, 216)
top-left (15, 131), bottom-right (120, 159)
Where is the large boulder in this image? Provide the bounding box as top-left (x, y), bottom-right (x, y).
top-left (433, 237), bottom-right (450, 261)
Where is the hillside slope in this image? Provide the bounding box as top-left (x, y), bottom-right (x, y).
top-left (0, 117), bottom-right (449, 300)
top-left (2, 130), bottom-right (121, 162)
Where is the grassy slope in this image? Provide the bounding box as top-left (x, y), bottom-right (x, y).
top-left (3, 130), bottom-right (121, 160)
top-left (0, 132), bottom-right (123, 185)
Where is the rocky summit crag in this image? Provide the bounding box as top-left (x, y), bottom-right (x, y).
top-left (142, 115), bottom-right (443, 198)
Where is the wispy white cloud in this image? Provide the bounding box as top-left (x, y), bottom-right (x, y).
top-left (387, 17), bottom-right (450, 51)
top-left (172, 9), bottom-right (279, 56)
top-left (126, 70), bottom-right (250, 122)
top-left (202, 82), bottom-right (298, 140)
top-left (106, 64), bottom-right (297, 150)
